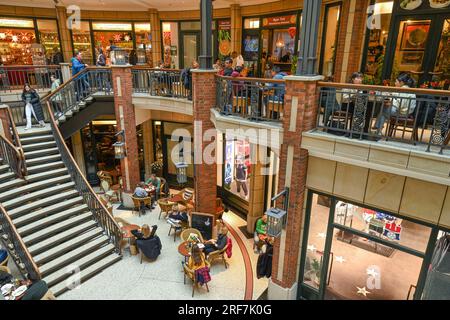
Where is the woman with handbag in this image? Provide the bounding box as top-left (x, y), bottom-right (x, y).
top-left (22, 83), bottom-right (46, 130)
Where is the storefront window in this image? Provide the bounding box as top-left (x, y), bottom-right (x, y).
top-left (0, 18), bottom-right (36, 65)
top-left (36, 19), bottom-right (61, 64)
top-left (92, 22), bottom-right (133, 63)
top-left (244, 18), bottom-right (260, 29)
top-left (433, 19), bottom-right (450, 87)
top-left (71, 21), bottom-right (93, 65)
top-left (364, 1), bottom-right (393, 84)
top-left (134, 23), bottom-right (151, 65)
top-left (320, 4), bottom-right (341, 77)
top-left (223, 136), bottom-right (251, 201)
top-left (162, 22), bottom-right (179, 68)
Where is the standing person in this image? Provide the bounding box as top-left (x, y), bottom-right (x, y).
top-left (22, 84), bottom-right (46, 130)
top-left (96, 48), bottom-right (106, 67)
top-left (231, 51), bottom-right (244, 72)
top-left (96, 48), bottom-right (110, 92)
top-left (213, 58), bottom-right (222, 71)
top-left (222, 58), bottom-right (234, 77)
top-left (50, 75), bottom-right (63, 117)
top-left (128, 49), bottom-right (137, 66)
top-left (71, 51), bottom-right (89, 100)
top-left (52, 47), bottom-right (64, 65)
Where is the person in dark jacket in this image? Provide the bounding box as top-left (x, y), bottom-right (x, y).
top-left (96, 48), bottom-right (106, 67)
top-left (128, 49), bottom-right (137, 66)
top-left (22, 83), bottom-right (46, 130)
top-left (133, 225), bottom-right (161, 261)
top-left (52, 47), bottom-right (64, 65)
top-left (71, 51), bottom-right (89, 101)
top-left (204, 226), bottom-right (229, 257)
top-left (256, 240), bottom-right (273, 279)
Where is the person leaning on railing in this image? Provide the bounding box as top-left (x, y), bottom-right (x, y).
top-left (50, 74), bottom-right (63, 118)
top-left (373, 73), bottom-right (417, 135)
top-left (22, 83), bottom-right (46, 130)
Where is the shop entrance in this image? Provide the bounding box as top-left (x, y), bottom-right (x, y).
top-left (180, 31), bottom-right (200, 68)
top-left (298, 191), bottom-right (439, 300)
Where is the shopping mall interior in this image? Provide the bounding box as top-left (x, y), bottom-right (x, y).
top-left (0, 0), bottom-right (449, 301)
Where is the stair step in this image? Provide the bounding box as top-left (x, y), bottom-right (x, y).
top-left (85, 97), bottom-right (94, 104)
top-left (0, 175), bottom-right (72, 202)
top-left (11, 192), bottom-right (81, 221)
top-left (3, 182), bottom-right (75, 210)
top-left (28, 221), bottom-right (97, 256)
top-left (24, 147), bottom-right (59, 159)
top-left (25, 168), bottom-right (68, 183)
top-left (20, 134), bottom-right (54, 145)
top-left (23, 212), bottom-right (93, 246)
top-left (40, 237), bottom-right (109, 277)
top-left (17, 204), bottom-right (88, 236)
top-left (22, 141), bottom-right (56, 152)
top-left (26, 154), bottom-right (61, 167)
top-left (0, 171), bottom-right (16, 184)
top-left (65, 110), bottom-right (73, 117)
top-left (34, 227), bottom-right (104, 265)
top-left (49, 252), bottom-right (120, 296)
top-left (26, 161), bottom-right (65, 175)
top-left (0, 164), bottom-right (10, 174)
top-left (0, 178), bottom-right (25, 193)
top-left (18, 129), bottom-right (52, 138)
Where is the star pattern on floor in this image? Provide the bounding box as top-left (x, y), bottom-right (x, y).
top-left (356, 286), bottom-right (371, 297)
top-left (335, 256), bottom-right (346, 263)
top-left (307, 244), bottom-right (317, 252)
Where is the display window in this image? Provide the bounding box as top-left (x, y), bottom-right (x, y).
top-left (0, 17), bottom-right (36, 65)
top-left (92, 22), bottom-right (134, 64)
top-left (134, 23), bottom-right (152, 65)
top-left (36, 19), bottom-right (61, 64)
top-left (299, 191), bottom-right (443, 300)
top-left (162, 22), bottom-right (179, 68)
top-left (223, 136), bottom-right (251, 201)
top-left (71, 21), bottom-right (94, 65)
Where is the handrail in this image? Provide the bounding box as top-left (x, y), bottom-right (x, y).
top-left (0, 134), bottom-right (24, 179)
top-left (44, 99), bottom-right (122, 254)
top-left (0, 205), bottom-right (41, 280)
top-left (4, 105), bottom-right (27, 177)
top-left (317, 81), bottom-right (450, 97)
top-left (217, 74), bottom-right (286, 84)
top-left (132, 66), bottom-right (182, 72)
top-left (0, 65), bottom-right (62, 68)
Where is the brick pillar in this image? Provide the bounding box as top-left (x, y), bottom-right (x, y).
top-left (111, 66), bottom-right (140, 196)
top-left (230, 4), bottom-right (242, 54)
top-left (71, 130), bottom-right (86, 176)
top-left (333, 0), bottom-right (370, 82)
top-left (149, 8), bottom-right (162, 68)
top-left (247, 143), bottom-right (267, 234)
top-left (269, 75), bottom-right (323, 300)
top-left (192, 69), bottom-right (217, 215)
top-left (142, 119), bottom-right (154, 180)
top-left (55, 6), bottom-right (74, 63)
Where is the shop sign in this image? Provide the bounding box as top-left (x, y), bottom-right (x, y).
top-left (218, 20), bottom-right (231, 30)
top-left (262, 15), bottom-right (297, 27)
top-left (92, 22), bottom-right (132, 31)
top-left (0, 18), bottom-right (34, 28)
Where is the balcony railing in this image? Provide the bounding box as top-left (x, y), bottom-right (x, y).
top-left (215, 75), bottom-right (285, 122)
top-left (316, 82), bottom-right (450, 154)
top-left (0, 65), bottom-right (63, 93)
top-left (132, 67), bottom-right (190, 100)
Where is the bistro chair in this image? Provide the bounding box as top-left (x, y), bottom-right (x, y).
top-left (0, 265), bottom-right (11, 274)
top-left (131, 196), bottom-right (152, 217)
top-left (158, 199), bottom-right (173, 220)
top-left (168, 219), bottom-right (189, 242)
top-left (159, 177), bottom-right (170, 198)
top-left (206, 242), bottom-right (229, 269)
top-left (387, 115), bottom-right (419, 143)
top-left (180, 228), bottom-right (204, 243)
top-left (182, 261), bottom-right (210, 297)
top-left (0, 254), bottom-right (9, 267)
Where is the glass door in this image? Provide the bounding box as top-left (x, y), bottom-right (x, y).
top-left (180, 32), bottom-right (200, 69)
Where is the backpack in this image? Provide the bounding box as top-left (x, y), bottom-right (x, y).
top-left (181, 68), bottom-right (191, 89)
top-left (226, 237), bottom-right (233, 258)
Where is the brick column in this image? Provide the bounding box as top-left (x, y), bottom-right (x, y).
top-left (230, 4), bottom-right (242, 54)
top-left (192, 69), bottom-right (217, 215)
top-left (55, 6), bottom-right (74, 63)
top-left (111, 66), bottom-right (140, 197)
top-left (70, 130), bottom-right (86, 176)
top-left (142, 119), bottom-right (154, 180)
top-left (269, 75), bottom-right (323, 300)
top-left (149, 8), bottom-right (162, 68)
top-left (247, 143), bottom-right (267, 234)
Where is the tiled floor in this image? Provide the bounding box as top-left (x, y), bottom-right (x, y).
top-left (58, 203), bottom-right (269, 300)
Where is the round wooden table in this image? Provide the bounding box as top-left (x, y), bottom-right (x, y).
top-left (121, 224), bottom-right (140, 239)
top-left (178, 241), bottom-right (191, 262)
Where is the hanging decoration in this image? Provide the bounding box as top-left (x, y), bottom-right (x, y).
top-left (0, 33), bottom-right (5, 39)
top-left (113, 33), bottom-right (122, 42)
top-left (288, 27), bottom-right (297, 39)
top-left (11, 35), bottom-right (18, 42)
top-left (124, 34), bottom-right (131, 42)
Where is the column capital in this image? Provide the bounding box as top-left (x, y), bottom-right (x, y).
top-left (148, 8), bottom-right (159, 14)
top-left (230, 3), bottom-right (241, 9)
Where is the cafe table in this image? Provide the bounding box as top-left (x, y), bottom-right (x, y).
top-left (178, 241), bottom-right (191, 263)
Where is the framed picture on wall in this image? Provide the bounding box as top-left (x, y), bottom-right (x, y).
top-left (400, 22), bottom-right (430, 50)
top-left (400, 51), bottom-right (424, 65)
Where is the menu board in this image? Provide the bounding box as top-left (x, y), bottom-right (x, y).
top-left (191, 212), bottom-right (215, 241)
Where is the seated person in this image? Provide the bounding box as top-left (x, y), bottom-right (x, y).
top-left (145, 173), bottom-right (161, 207)
top-left (131, 224), bottom-right (157, 240)
top-left (133, 182), bottom-right (149, 212)
top-left (255, 215), bottom-right (268, 242)
top-left (204, 226), bottom-right (228, 257)
top-left (167, 204), bottom-right (189, 224)
top-left (0, 268), bottom-right (52, 300)
top-left (187, 244), bottom-right (207, 271)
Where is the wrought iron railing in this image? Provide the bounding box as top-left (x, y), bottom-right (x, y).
top-left (0, 205), bottom-right (41, 280)
top-left (132, 67), bottom-right (190, 100)
top-left (45, 96), bottom-right (122, 255)
top-left (316, 82), bottom-right (450, 154)
top-left (47, 67), bottom-right (112, 121)
top-left (0, 65), bottom-right (62, 93)
top-left (215, 75), bottom-right (285, 122)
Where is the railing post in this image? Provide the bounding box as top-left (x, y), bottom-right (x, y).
top-left (60, 63), bottom-right (72, 83)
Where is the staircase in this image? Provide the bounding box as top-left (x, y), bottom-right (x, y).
top-left (0, 126), bottom-right (121, 296)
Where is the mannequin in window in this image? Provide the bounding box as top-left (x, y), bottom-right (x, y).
top-left (235, 156), bottom-right (248, 199)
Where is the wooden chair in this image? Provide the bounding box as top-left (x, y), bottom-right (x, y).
top-left (388, 115), bottom-right (419, 143)
top-left (0, 265), bottom-right (10, 273)
top-left (181, 228), bottom-right (204, 243)
top-left (0, 254), bottom-right (8, 267)
top-left (98, 174), bottom-right (121, 203)
top-left (182, 262), bottom-right (210, 297)
top-left (40, 290), bottom-right (57, 300)
top-left (158, 199), bottom-right (173, 220)
top-left (206, 243), bottom-right (229, 269)
top-left (328, 111), bottom-right (352, 131)
top-left (131, 196), bottom-right (152, 217)
top-left (168, 219), bottom-right (189, 242)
